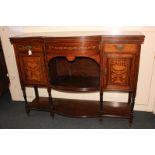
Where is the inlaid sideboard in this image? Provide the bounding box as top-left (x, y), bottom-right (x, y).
top-left (10, 32), bottom-right (145, 124)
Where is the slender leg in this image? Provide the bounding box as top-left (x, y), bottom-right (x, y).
top-left (128, 92), bottom-right (132, 105)
top-left (47, 87), bottom-right (54, 119)
top-left (128, 92), bottom-right (132, 126)
top-left (34, 86), bottom-right (39, 99)
top-left (129, 92), bottom-right (136, 126)
top-left (22, 86), bottom-right (30, 116)
top-left (129, 112), bottom-right (133, 127)
top-left (131, 93), bottom-right (136, 111)
top-left (99, 92), bottom-right (103, 122)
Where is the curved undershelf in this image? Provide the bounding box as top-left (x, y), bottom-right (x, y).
top-left (30, 97), bottom-right (130, 118)
top-left (51, 76), bottom-right (99, 92)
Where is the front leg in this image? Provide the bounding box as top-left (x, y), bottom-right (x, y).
top-left (22, 86), bottom-right (30, 116)
top-left (47, 87), bottom-right (54, 119)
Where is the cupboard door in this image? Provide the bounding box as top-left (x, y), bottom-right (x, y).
top-left (18, 53), bottom-right (47, 85)
top-left (104, 53), bottom-right (135, 91)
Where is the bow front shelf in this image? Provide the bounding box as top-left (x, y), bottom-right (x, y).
top-left (10, 32), bottom-right (145, 124)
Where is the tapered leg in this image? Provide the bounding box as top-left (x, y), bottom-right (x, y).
top-left (129, 112), bottom-right (133, 127)
top-left (128, 92), bottom-right (132, 105)
top-left (128, 92), bottom-right (132, 126)
top-left (129, 92), bottom-right (136, 126)
top-left (131, 93), bottom-right (136, 111)
top-left (22, 86), bottom-right (30, 116)
top-left (34, 86), bottom-right (39, 99)
top-left (47, 87), bottom-right (54, 119)
top-left (99, 92), bottom-right (103, 122)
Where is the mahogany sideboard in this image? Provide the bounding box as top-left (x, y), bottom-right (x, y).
top-left (10, 32), bottom-right (145, 124)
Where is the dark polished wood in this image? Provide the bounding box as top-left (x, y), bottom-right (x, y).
top-left (51, 76), bottom-right (99, 92)
top-left (48, 57), bottom-right (100, 92)
top-left (28, 97), bottom-right (130, 118)
top-left (30, 97), bottom-right (50, 111)
top-left (54, 98), bottom-right (100, 118)
top-left (10, 34), bottom-right (145, 124)
top-left (28, 97), bottom-right (100, 117)
top-left (102, 101), bottom-right (130, 118)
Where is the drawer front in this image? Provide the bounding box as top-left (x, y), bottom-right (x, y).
top-left (15, 41), bottom-right (44, 53)
top-left (104, 44), bottom-right (138, 53)
top-left (45, 42), bottom-right (99, 56)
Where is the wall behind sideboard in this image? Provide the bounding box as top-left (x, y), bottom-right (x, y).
top-left (1, 26), bottom-right (155, 112)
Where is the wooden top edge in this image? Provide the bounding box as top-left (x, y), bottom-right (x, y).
top-left (10, 35), bottom-right (145, 39)
top-left (102, 35), bottom-right (145, 38)
top-left (10, 31), bottom-right (145, 44)
top-left (9, 31), bottom-right (144, 38)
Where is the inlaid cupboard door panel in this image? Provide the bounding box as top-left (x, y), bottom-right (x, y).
top-left (18, 54), bottom-right (47, 85)
top-left (103, 53), bottom-right (136, 91)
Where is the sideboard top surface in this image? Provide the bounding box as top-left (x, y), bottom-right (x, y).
top-left (10, 31), bottom-right (145, 45)
top-left (10, 31), bottom-right (144, 38)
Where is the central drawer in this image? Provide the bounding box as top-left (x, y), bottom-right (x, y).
top-left (45, 37), bottom-right (101, 56)
top-left (46, 42), bottom-right (99, 56)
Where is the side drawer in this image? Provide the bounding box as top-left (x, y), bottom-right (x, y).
top-left (15, 40), bottom-right (44, 54)
top-left (104, 44), bottom-right (138, 53)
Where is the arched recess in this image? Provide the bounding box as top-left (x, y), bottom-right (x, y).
top-left (46, 55), bottom-right (100, 92)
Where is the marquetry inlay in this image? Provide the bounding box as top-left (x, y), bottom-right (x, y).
top-left (22, 57), bottom-right (44, 82)
top-left (108, 58), bottom-right (130, 85)
top-left (47, 45), bottom-right (97, 50)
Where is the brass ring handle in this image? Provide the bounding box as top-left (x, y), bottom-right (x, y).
top-left (115, 45), bottom-right (124, 50)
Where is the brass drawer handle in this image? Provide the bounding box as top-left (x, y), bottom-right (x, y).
top-left (26, 45), bottom-right (32, 50)
top-left (115, 45), bottom-right (124, 50)
top-left (26, 45), bottom-right (32, 55)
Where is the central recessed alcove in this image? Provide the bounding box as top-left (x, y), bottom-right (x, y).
top-left (48, 57), bottom-right (100, 92)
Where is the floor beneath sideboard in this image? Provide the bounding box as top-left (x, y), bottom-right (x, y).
top-left (0, 92), bottom-right (155, 129)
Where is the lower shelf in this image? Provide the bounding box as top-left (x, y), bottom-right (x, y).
top-left (51, 76), bottom-right (99, 92)
top-left (102, 101), bottom-right (130, 118)
top-left (29, 97), bottom-right (130, 118)
top-left (30, 97), bottom-right (50, 112)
